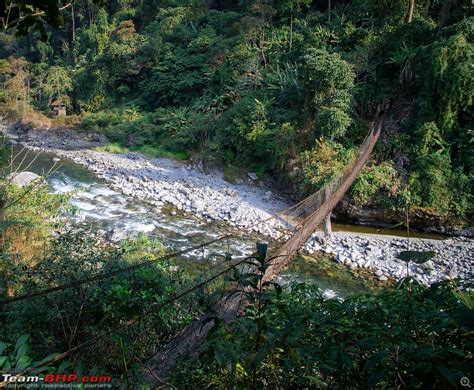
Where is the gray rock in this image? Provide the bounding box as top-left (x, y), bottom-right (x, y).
top-left (225, 188), bottom-right (238, 197)
top-left (247, 172), bottom-right (258, 181)
top-left (7, 171), bottom-right (45, 188)
top-left (107, 228), bottom-right (127, 242)
top-left (420, 260), bottom-right (435, 271)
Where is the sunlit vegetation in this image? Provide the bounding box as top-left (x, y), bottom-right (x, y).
top-left (0, 1), bottom-right (473, 388)
top-left (0, 0), bottom-right (472, 221)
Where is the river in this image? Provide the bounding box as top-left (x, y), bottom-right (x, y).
top-left (7, 145), bottom-right (402, 297)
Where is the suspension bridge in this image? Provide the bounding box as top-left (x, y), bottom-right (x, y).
top-left (143, 111), bottom-right (383, 385)
top-left (0, 110), bottom-right (384, 388)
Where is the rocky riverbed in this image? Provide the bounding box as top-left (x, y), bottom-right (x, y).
top-left (304, 232), bottom-right (472, 285)
top-left (6, 127), bottom-right (474, 286)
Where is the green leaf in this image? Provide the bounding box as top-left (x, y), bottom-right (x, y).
top-left (0, 342), bottom-right (7, 355)
top-left (15, 343), bottom-right (29, 361)
top-left (253, 343), bottom-right (272, 367)
top-left (58, 360), bottom-right (71, 372)
top-left (305, 375), bottom-right (329, 388)
top-left (14, 334), bottom-right (29, 359)
top-left (256, 242), bottom-right (268, 260)
top-left (396, 251), bottom-right (436, 264)
top-left (214, 346), bottom-right (226, 367)
top-left (15, 355), bottom-right (32, 370)
top-left (235, 362), bottom-right (248, 377)
top-left (435, 364), bottom-right (457, 385)
top-left (36, 352), bottom-right (60, 367)
top-left (0, 356), bottom-right (8, 368)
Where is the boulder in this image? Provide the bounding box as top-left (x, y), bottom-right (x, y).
top-left (247, 172), bottom-right (258, 181)
top-left (107, 227), bottom-right (128, 242)
top-left (263, 191), bottom-right (273, 200)
top-left (7, 171), bottom-right (45, 188)
top-left (420, 260), bottom-right (435, 271)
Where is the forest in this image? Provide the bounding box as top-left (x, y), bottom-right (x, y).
top-left (0, 0), bottom-right (473, 388)
top-left (0, 0), bottom-right (472, 222)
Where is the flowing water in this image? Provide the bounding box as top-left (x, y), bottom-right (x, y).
top-left (7, 146), bottom-right (442, 297)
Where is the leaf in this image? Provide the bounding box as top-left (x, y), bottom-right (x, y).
top-left (0, 342), bottom-right (7, 355)
top-left (15, 355), bottom-right (32, 370)
top-left (36, 352), bottom-right (60, 367)
top-left (256, 242), bottom-right (268, 260)
top-left (0, 356), bottom-right (8, 368)
top-left (214, 346), bottom-right (226, 367)
top-left (435, 364), bottom-right (457, 385)
top-left (235, 362), bottom-right (248, 377)
top-left (396, 251), bottom-right (435, 264)
top-left (253, 343), bottom-right (272, 367)
top-left (58, 360), bottom-right (71, 372)
top-left (305, 375), bottom-right (329, 388)
top-left (13, 334), bottom-right (29, 358)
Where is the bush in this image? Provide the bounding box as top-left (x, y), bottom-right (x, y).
top-left (351, 161), bottom-right (401, 206)
top-left (2, 231), bottom-right (199, 378)
top-left (51, 114), bottom-right (82, 128)
top-left (173, 280), bottom-right (474, 389)
top-left (300, 139), bottom-right (355, 193)
top-left (19, 111), bottom-right (52, 130)
top-left (1, 182), bottom-right (71, 297)
top-left (94, 142), bottom-right (129, 154)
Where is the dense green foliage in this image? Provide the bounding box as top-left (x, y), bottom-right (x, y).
top-left (1, 4), bottom-right (473, 384)
top-left (173, 257), bottom-right (473, 389)
top-left (0, 0), bottom-right (472, 221)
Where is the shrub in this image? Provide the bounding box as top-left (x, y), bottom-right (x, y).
top-left (94, 142), bottom-right (129, 154)
top-left (351, 161), bottom-right (401, 206)
top-left (300, 139), bottom-right (355, 193)
top-left (174, 280), bottom-right (474, 389)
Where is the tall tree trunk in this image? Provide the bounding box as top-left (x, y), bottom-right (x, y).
top-left (438, 0), bottom-right (457, 28)
top-left (328, 0), bottom-right (331, 22)
top-left (289, 13), bottom-right (293, 50)
top-left (260, 30), bottom-right (267, 68)
top-left (407, 0), bottom-right (415, 23)
top-left (71, 1), bottom-right (75, 42)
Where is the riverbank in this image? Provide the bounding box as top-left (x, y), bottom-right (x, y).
top-left (6, 127), bottom-right (474, 286)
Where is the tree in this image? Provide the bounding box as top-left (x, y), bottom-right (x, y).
top-left (43, 65), bottom-right (73, 106)
top-left (0, 0), bottom-right (103, 38)
top-left (301, 48), bottom-right (354, 139)
top-left (276, 0), bottom-right (311, 50)
top-left (407, 0), bottom-right (415, 23)
top-left (0, 56), bottom-right (31, 115)
top-left (103, 20), bottom-right (145, 91)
